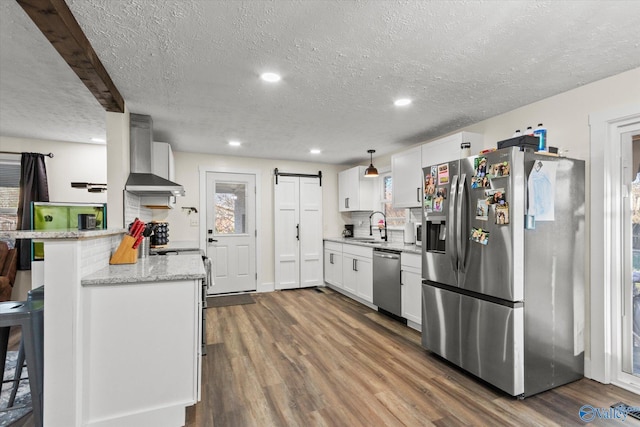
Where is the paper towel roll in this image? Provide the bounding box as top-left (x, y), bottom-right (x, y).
top-left (403, 222), bottom-right (415, 244)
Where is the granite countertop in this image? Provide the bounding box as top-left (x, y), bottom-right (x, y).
top-left (0, 228), bottom-right (126, 240)
top-left (323, 237), bottom-right (422, 255)
top-left (82, 253), bottom-right (205, 286)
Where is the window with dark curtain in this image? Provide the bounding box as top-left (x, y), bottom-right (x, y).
top-left (0, 159), bottom-right (20, 232)
top-left (16, 153), bottom-right (50, 270)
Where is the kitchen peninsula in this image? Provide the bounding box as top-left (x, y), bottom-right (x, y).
top-left (1, 229), bottom-right (204, 427)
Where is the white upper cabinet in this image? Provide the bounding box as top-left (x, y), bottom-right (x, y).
top-left (421, 131), bottom-right (484, 167)
top-left (338, 166), bottom-right (375, 212)
top-left (391, 145), bottom-right (422, 208)
top-left (152, 142), bottom-right (175, 180)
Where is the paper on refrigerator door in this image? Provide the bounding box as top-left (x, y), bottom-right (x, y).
top-left (527, 160), bottom-right (557, 221)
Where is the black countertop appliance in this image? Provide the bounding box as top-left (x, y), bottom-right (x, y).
top-left (343, 224), bottom-right (354, 238)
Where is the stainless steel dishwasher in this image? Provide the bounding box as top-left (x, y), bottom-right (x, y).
top-left (372, 248), bottom-right (402, 317)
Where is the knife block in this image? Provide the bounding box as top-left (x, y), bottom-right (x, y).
top-left (109, 235), bottom-right (138, 265)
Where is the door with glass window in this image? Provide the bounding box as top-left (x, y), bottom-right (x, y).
top-left (623, 132), bottom-right (640, 378)
top-left (206, 172), bottom-right (256, 294)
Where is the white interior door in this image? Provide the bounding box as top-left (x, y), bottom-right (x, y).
top-left (299, 177), bottom-right (323, 287)
top-left (274, 175), bottom-right (322, 290)
top-left (274, 176), bottom-right (300, 289)
top-left (206, 172), bottom-right (256, 294)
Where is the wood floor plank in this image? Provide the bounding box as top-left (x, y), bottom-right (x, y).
top-left (186, 287), bottom-right (640, 427)
top-left (374, 390), bottom-right (438, 426)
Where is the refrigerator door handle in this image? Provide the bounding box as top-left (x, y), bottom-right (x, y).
top-left (457, 173), bottom-right (471, 272)
top-left (449, 174), bottom-right (459, 271)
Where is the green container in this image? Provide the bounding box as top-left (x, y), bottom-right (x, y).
top-left (31, 202), bottom-right (107, 260)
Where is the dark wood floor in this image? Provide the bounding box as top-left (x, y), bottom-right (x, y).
top-left (186, 287), bottom-right (640, 426)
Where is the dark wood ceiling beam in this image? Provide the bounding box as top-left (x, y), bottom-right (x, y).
top-left (16, 0), bottom-right (125, 113)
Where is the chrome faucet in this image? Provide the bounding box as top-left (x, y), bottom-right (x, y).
top-left (369, 211), bottom-right (388, 241)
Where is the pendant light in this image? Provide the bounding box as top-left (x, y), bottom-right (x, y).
top-left (364, 149), bottom-right (378, 177)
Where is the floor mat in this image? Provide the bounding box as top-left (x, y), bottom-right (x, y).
top-left (207, 293), bottom-right (255, 308)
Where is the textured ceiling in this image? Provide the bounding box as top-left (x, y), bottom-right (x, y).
top-left (1, 0), bottom-right (640, 165)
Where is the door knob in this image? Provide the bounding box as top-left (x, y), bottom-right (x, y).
top-left (208, 238), bottom-right (218, 243)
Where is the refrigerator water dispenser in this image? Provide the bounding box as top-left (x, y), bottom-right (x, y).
top-left (425, 219), bottom-right (446, 252)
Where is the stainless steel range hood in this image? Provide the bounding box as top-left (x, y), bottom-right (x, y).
top-left (125, 114), bottom-right (185, 197)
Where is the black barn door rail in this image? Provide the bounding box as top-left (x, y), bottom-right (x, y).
top-left (274, 168), bottom-right (322, 186)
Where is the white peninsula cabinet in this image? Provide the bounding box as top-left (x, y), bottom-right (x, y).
top-left (4, 229), bottom-right (204, 427)
top-left (323, 241), bottom-right (343, 288)
top-left (391, 145), bottom-right (422, 208)
top-left (421, 131), bottom-right (484, 167)
top-left (342, 244), bottom-right (373, 304)
top-left (338, 166), bottom-right (374, 212)
top-left (401, 252), bottom-right (422, 330)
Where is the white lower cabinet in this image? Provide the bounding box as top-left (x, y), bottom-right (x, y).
top-left (401, 253), bottom-right (422, 327)
top-left (323, 242), bottom-right (343, 288)
top-left (83, 278), bottom-right (201, 426)
top-left (342, 244), bottom-right (373, 303)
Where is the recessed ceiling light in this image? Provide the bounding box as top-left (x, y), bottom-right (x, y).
top-left (260, 72), bottom-right (281, 83)
top-left (228, 141), bottom-right (241, 147)
top-left (394, 98), bottom-right (412, 107)
top-left (310, 149), bottom-right (321, 155)
top-left (91, 137), bottom-right (106, 143)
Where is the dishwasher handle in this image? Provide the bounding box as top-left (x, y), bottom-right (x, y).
top-left (373, 252), bottom-right (400, 260)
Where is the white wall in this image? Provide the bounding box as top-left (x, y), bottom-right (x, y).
top-left (0, 136), bottom-right (108, 299)
top-left (0, 136), bottom-right (108, 204)
top-left (373, 67), bottom-right (640, 170)
top-left (150, 152), bottom-right (345, 288)
top-left (106, 108), bottom-right (130, 229)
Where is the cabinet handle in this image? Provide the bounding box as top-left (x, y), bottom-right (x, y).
top-left (354, 258), bottom-right (358, 272)
top-left (346, 197), bottom-right (350, 209)
top-left (330, 253), bottom-right (333, 264)
top-left (296, 224), bottom-right (300, 240)
top-left (400, 269), bottom-right (403, 285)
top-left (417, 187), bottom-right (421, 203)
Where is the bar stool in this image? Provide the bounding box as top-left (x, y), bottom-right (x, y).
top-left (0, 300), bottom-right (44, 427)
top-left (8, 286), bottom-right (44, 408)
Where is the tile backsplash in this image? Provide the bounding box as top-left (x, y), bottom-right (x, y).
top-left (81, 234), bottom-right (121, 277)
top-left (345, 208), bottom-right (422, 244)
top-left (124, 191), bottom-right (153, 226)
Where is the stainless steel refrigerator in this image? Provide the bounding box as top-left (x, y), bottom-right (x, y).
top-left (420, 146), bottom-right (585, 397)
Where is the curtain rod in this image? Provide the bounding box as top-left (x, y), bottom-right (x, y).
top-left (0, 151), bottom-right (54, 158)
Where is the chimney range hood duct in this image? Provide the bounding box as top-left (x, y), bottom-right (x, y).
top-left (125, 114), bottom-right (185, 197)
